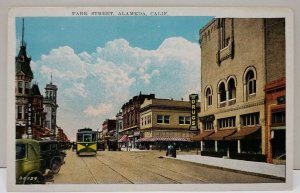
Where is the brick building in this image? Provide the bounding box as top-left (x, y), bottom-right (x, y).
top-left (15, 20), bottom-right (34, 139)
top-left (101, 119), bottom-right (117, 148)
top-left (199, 18), bottom-right (285, 162)
top-left (120, 93), bottom-right (155, 148)
top-left (57, 127), bottom-right (69, 142)
top-left (102, 119), bottom-right (117, 139)
top-left (31, 83), bottom-right (46, 139)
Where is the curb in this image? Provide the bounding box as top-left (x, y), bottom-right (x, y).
top-left (164, 156), bottom-right (285, 181)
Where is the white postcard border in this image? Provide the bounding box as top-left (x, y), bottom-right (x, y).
top-left (7, 6), bottom-right (294, 192)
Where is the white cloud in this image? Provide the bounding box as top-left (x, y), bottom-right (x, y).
top-left (32, 36), bottom-right (201, 131)
top-left (64, 83), bottom-right (88, 98)
top-left (35, 46), bottom-right (87, 81)
top-left (83, 103), bottom-right (113, 117)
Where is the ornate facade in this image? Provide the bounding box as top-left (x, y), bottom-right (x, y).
top-left (43, 78), bottom-right (58, 139)
top-left (15, 20), bottom-right (33, 139)
top-left (199, 18), bottom-right (285, 162)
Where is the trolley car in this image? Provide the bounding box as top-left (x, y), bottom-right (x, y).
top-left (76, 128), bottom-right (97, 156)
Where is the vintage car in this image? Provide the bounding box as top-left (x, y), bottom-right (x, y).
top-left (39, 140), bottom-right (66, 174)
top-left (16, 139), bottom-right (45, 184)
top-left (16, 139), bottom-right (66, 184)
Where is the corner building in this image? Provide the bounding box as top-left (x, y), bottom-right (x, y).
top-left (199, 18), bottom-right (285, 161)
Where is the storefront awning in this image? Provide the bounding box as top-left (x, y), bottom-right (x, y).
top-left (225, 126), bottom-right (261, 140)
top-left (137, 137), bottom-right (190, 142)
top-left (191, 130), bottom-right (214, 141)
top-left (118, 135), bottom-right (129, 143)
top-left (205, 128), bottom-right (236, 140)
top-left (137, 137), bottom-right (155, 142)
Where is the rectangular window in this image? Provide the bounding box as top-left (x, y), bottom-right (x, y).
top-left (217, 116), bottom-right (236, 129)
top-left (272, 111), bottom-right (285, 125)
top-left (17, 106), bottom-right (22, 119)
top-left (16, 144), bottom-right (26, 160)
top-left (18, 81), bottom-right (23, 94)
top-left (241, 112), bottom-right (260, 126)
top-left (179, 116), bottom-right (191, 124)
top-left (157, 115), bottom-right (170, 124)
top-left (185, 116), bottom-right (191, 124)
top-left (25, 82), bottom-right (30, 94)
top-left (203, 121), bottom-right (214, 130)
top-left (157, 115), bottom-right (163, 123)
top-left (179, 116), bottom-right (184, 124)
top-left (164, 116), bottom-right (170, 124)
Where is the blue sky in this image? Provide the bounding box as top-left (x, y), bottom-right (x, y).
top-left (16, 16), bottom-right (213, 140)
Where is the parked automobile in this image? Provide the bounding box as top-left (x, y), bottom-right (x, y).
top-left (16, 139), bottom-right (66, 184)
top-left (16, 139), bottom-right (45, 184)
top-left (40, 140), bottom-right (66, 174)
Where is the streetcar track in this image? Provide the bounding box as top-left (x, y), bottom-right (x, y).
top-left (96, 153), bottom-right (182, 184)
top-left (80, 156), bottom-right (98, 184)
top-left (125, 152), bottom-right (208, 183)
top-left (146, 158), bottom-right (208, 183)
top-left (93, 156), bottom-right (134, 184)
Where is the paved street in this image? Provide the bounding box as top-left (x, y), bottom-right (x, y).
top-left (53, 150), bottom-right (284, 184)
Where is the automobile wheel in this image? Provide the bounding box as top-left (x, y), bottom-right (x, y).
top-left (24, 171), bottom-right (45, 184)
top-left (50, 159), bottom-right (61, 174)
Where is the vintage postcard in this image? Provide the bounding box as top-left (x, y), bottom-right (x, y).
top-left (7, 7), bottom-right (293, 191)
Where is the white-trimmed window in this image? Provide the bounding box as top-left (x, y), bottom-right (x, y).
top-left (17, 106), bottom-right (23, 119)
top-left (218, 117), bottom-right (236, 129)
top-left (18, 81), bottom-right (23, 94)
top-left (206, 88), bottom-right (212, 107)
top-left (179, 116), bottom-right (191, 125)
top-left (157, 115), bottom-right (170, 124)
top-left (25, 82), bottom-right (30, 94)
top-left (246, 70), bottom-right (256, 95)
top-left (203, 121), bottom-right (214, 130)
top-left (241, 112), bottom-right (259, 126)
top-left (228, 78), bottom-right (236, 100)
top-left (218, 82), bottom-right (226, 108)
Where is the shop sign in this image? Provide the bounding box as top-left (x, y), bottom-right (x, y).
top-left (27, 101), bottom-right (32, 138)
top-left (189, 94), bottom-right (199, 131)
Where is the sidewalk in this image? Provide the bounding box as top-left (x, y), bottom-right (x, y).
top-left (172, 154), bottom-right (285, 179)
top-left (120, 147), bottom-right (146, 151)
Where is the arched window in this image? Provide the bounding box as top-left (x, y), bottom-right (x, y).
top-left (246, 70), bottom-right (256, 95)
top-left (219, 82), bottom-right (226, 102)
top-left (228, 78), bottom-right (236, 100)
top-left (206, 88), bottom-right (212, 107)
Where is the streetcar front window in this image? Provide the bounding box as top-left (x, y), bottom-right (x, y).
top-left (92, 133), bottom-right (96, 142)
top-left (83, 134), bottom-right (92, 142)
top-left (77, 133), bottom-right (83, 142)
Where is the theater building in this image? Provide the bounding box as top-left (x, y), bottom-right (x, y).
top-left (198, 18), bottom-right (285, 162)
top-left (138, 98), bottom-right (199, 149)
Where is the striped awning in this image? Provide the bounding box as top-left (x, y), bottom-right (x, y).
top-left (137, 137), bottom-right (190, 142)
top-left (118, 135), bottom-right (129, 143)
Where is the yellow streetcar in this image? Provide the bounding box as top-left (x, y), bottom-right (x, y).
top-left (76, 128), bottom-right (97, 156)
